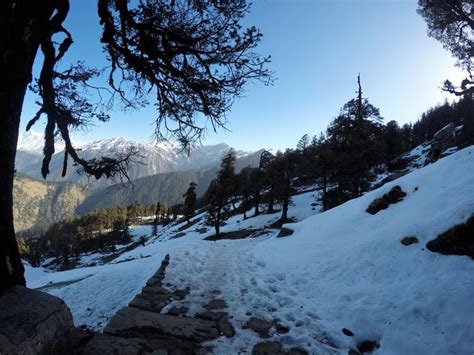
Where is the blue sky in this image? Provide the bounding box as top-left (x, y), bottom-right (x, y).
top-left (21, 0), bottom-right (464, 152)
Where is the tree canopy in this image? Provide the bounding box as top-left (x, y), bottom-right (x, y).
top-left (417, 0), bottom-right (473, 96)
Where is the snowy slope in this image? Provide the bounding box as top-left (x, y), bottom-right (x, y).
top-left (25, 147), bottom-right (474, 354)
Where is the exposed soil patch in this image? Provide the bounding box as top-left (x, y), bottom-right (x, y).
top-left (176, 217), bottom-right (202, 232)
top-left (204, 228), bottom-right (271, 241)
top-left (426, 215), bottom-right (474, 258)
top-left (401, 236), bottom-right (419, 246)
top-left (366, 185), bottom-right (407, 215)
top-left (268, 217), bottom-right (298, 229)
top-left (277, 227), bottom-right (294, 238)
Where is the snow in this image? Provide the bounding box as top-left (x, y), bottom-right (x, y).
top-left (25, 147), bottom-right (474, 354)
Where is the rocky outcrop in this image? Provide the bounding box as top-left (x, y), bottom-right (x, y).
top-left (366, 186), bottom-right (406, 215)
top-left (427, 215), bottom-right (474, 258)
top-left (427, 123), bottom-right (461, 162)
top-left (0, 286), bottom-right (77, 354)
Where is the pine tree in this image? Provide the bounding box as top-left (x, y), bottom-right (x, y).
top-left (205, 150), bottom-right (237, 237)
top-left (237, 167), bottom-right (254, 220)
top-left (325, 75), bottom-right (385, 204)
top-left (271, 150), bottom-right (297, 222)
top-left (182, 182), bottom-right (197, 223)
top-left (384, 120), bottom-right (404, 165)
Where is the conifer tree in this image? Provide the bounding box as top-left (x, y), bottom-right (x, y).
top-left (237, 167), bottom-right (254, 220)
top-left (182, 182), bottom-right (197, 224)
top-left (272, 150), bottom-right (297, 222)
top-left (384, 120), bottom-right (404, 166)
top-left (325, 76), bottom-right (385, 201)
top-left (205, 150), bottom-right (237, 237)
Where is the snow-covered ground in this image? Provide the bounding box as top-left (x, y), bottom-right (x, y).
top-left (26, 147), bottom-right (474, 354)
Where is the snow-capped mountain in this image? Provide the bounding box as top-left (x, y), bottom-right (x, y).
top-left (15, 132), bottom-right (252, 188)
top-left (18, 130), bottom-right (65, 153)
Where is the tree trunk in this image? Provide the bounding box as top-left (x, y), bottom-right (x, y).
top-left (215, 207), bottom-right (221, 237)
top-left (0, 1), bottom-right (54, 293)
top-left (281, 196), bottom-right (289, 221)
top-left (254, 190), bottom-right (260, 217)
top-left (280, 175), bottom-right (290, 222)
top-left (267, 184), bottom-right (275, 213)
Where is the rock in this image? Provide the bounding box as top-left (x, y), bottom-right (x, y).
top-left (275, 322), bottom-right (290, 334)
top-left (428, 123), bottom-right (460, 162)
top-left (401, 236), bottom-right (419, 246)
top-left (129, 292), bottom-right (172, 313)
top-left (104, 307), bottom-right (220, 342)
top-left (204, 298), bottom-right (227, 310)
top-left (366, 186), bottom-right (407, 215)
top-left (277, 227), bottom-right (294, 238)
top-left (196, 311), bottom-right (235, 338)
top-left (82, 333), bottom-right (201, 355)
top-left (289, 347), bottom-right (309, 355)
top-left (196, 311), bottom-right (228, 321)
top-left (166, 306), bottom-right (188, 316)
top-left (348, 350), bottom-right (361, 355)
top-left (342, 328), bottom-right (354, 336)
top-left (357, 340), bottom-right (379, 353)
top-left (0, 286), bottom-right (76, 355)
top-left (245, 317), bottom-right (273, 338)
top-left (426, 215), bottom-right (474, 258)
top-left (218, 318), bottom-right (236, 338)
top-left (252, 341), bottom-right (286, 355)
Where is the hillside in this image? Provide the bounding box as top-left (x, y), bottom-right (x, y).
top-left (76, 150), bottom-right (263, 214)
top-left (25, 147), bottom-right (474, 354)
top-left (13, 174), bottom-right (87, 233)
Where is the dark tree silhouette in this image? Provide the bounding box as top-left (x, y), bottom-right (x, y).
top-left (0, 0), bottom-right (271, 293)
top-left (182, 182), bottom-right (197, 224)
top-left (205, 149), bottom-right (237, 237)
top-left (417, 0), bottom-right (473, 96)
top-left (324, 76), bottom-right (385, 203)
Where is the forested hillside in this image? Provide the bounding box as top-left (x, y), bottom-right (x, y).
top-left (13, 174), bottom-right (87, 233)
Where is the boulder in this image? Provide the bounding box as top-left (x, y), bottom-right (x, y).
top-left (0, 286), bottom-right (76, 355)
top-left (428, 123), bottom-right (460, 162)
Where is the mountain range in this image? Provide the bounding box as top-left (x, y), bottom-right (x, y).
top-left (16, 131), bottom-right (252, 189)
top-left (14, 131), bottom-right (263, 233)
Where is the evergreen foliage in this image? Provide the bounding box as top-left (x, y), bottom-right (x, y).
top-left (182, 182), bottom-right (197, 223)
top-left (205, 150), bottom-right (237, 237)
